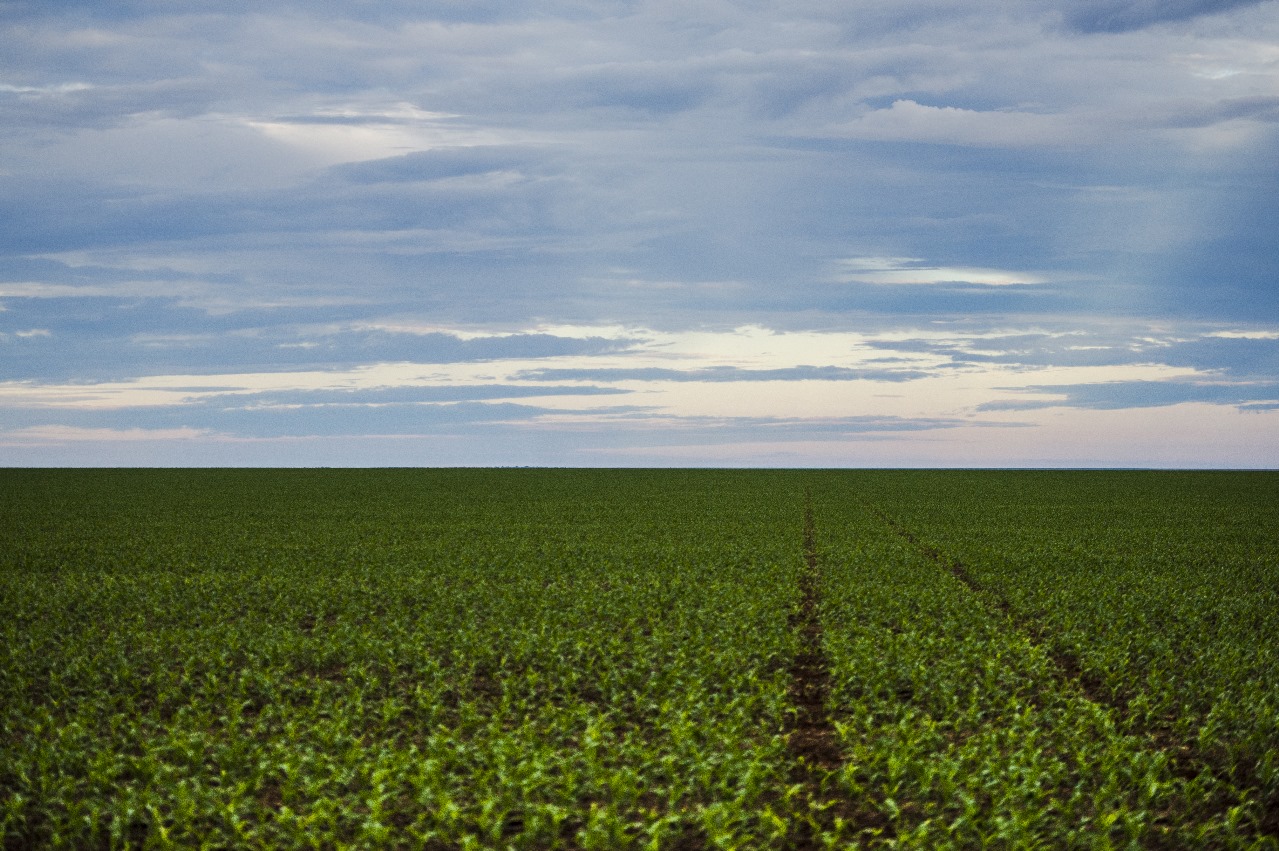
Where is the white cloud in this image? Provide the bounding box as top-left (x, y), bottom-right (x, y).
top-left (242, 103), bottom-right (524, 167)
top-left (352, 321), bottom-right (521, 340)
top-left (1208, 329), bottom-right (1279, 339)
top-left (0, 321), bottom-right (1207, 428)
top-left (0, 425), bottom-right (209, 444)
top-left (834, 257), bottom-right (1047, 286)
top-left (0, 81), bottom-right (94, 96)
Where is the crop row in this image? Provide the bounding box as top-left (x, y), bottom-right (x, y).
top-left (2, 469), bottom-right (1277, 849)
top-left (3, 470), bottom-right (813, 848)
top-left (820, 470), bottom-right (1279, 842)
top-left (810, 486), bottom-right (1267, 847)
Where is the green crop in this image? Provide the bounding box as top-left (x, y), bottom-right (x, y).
top-left (2, 469), bottom-right (1276, 849)
top-left (825, 470), bottom-right (1279, 844)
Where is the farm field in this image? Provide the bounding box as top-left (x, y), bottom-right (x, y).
top-left (2, 468), bottom-right (1277, 849)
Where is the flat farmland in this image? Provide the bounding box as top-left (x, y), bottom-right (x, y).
top-left (2, 469), bottom-right (1277, 849)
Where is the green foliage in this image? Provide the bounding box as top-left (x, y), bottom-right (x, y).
top-left (811, 470), bottom-right (1279, 848)
top-left (1, 469), bottom-right (1276, 848)
top-left (1, 470), bottom-right (804, 848)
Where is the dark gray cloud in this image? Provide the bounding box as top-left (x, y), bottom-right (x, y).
top-left (0, 397), bottom-right (970, 443)
top-left (554, 413), bottom-right (998, 441)
top-left (1158, 337), bottom-right (1279, 379)
top-left (231, 385), bottom-right (629, 406)
top-left (1059, 0), bottom-right (1271, 32)
top-left (0, 394), bottom-right (643, 441)
top-left (863, 331), bottom-right (1279, 380)
top-left (1163, 96), bottom-right (1279, 129)
top-left (333, 147), bottom-right (548, 185)
top-left (980, 380), bottom-right (1279, 411)
top-left (0, 294), bottom-right (637, 380)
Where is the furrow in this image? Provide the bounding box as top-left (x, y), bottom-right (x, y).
top-left (873, 508), bottom-right (1278, 844)
top-left (784, 494), bottom-right (844, 849)
top-left (873, 510), bottom-right (1118, 711)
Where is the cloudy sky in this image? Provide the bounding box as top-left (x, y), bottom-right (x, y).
top-left (2, 0), bottom-right (1277, 467)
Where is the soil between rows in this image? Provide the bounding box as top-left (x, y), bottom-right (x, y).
top-left (783, 498), bottom-right (848, 849)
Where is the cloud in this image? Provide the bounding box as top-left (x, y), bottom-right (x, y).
top-left (833, 257), bottom-right (1047, 286)
top-left (333, 145), bottom-right (547, 185)
top-left (516, 365), bottom-right (931, 382)
top-left (0, 396), bottom-right (623, 441)
top-left (0, 294), bottom-right (640, 380)
top-left (980, 379), bottom-right (1279, 411)
top-left (836, 100), bottom-right (1082, 148)
top-left (1155, 335), bottom-right (1279, 378)
top-left (1162, 95), bottom-right (1279, 128)
top-left (1059, 0), bottom-right (1272, 32)
top-left (0, 81), bottom-right (94, 96)
top-left (228, 384), bottom-right (630, 406)
top-left (2, 1), bottom-right (1278, 465)
top-left (0, 425), bottom-right (209, 444)
top-left (244, 104), bottom-right (521, 168)
top-left (859, 326), bottom-right (1279, 377)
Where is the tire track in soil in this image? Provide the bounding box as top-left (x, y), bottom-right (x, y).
top-left (873, 509), bottom-right (1118, 710)
top-left (872, 508), bottom-right (1279, 843)
top-left (784, 493), bottom-right (847, 849)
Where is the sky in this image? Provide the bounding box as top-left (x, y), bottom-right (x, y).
top-left (1, 0), bottom-right (1277, 467)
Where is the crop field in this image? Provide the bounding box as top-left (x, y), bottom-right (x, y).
top-left (2, 469), bottom-right (1277, 849)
